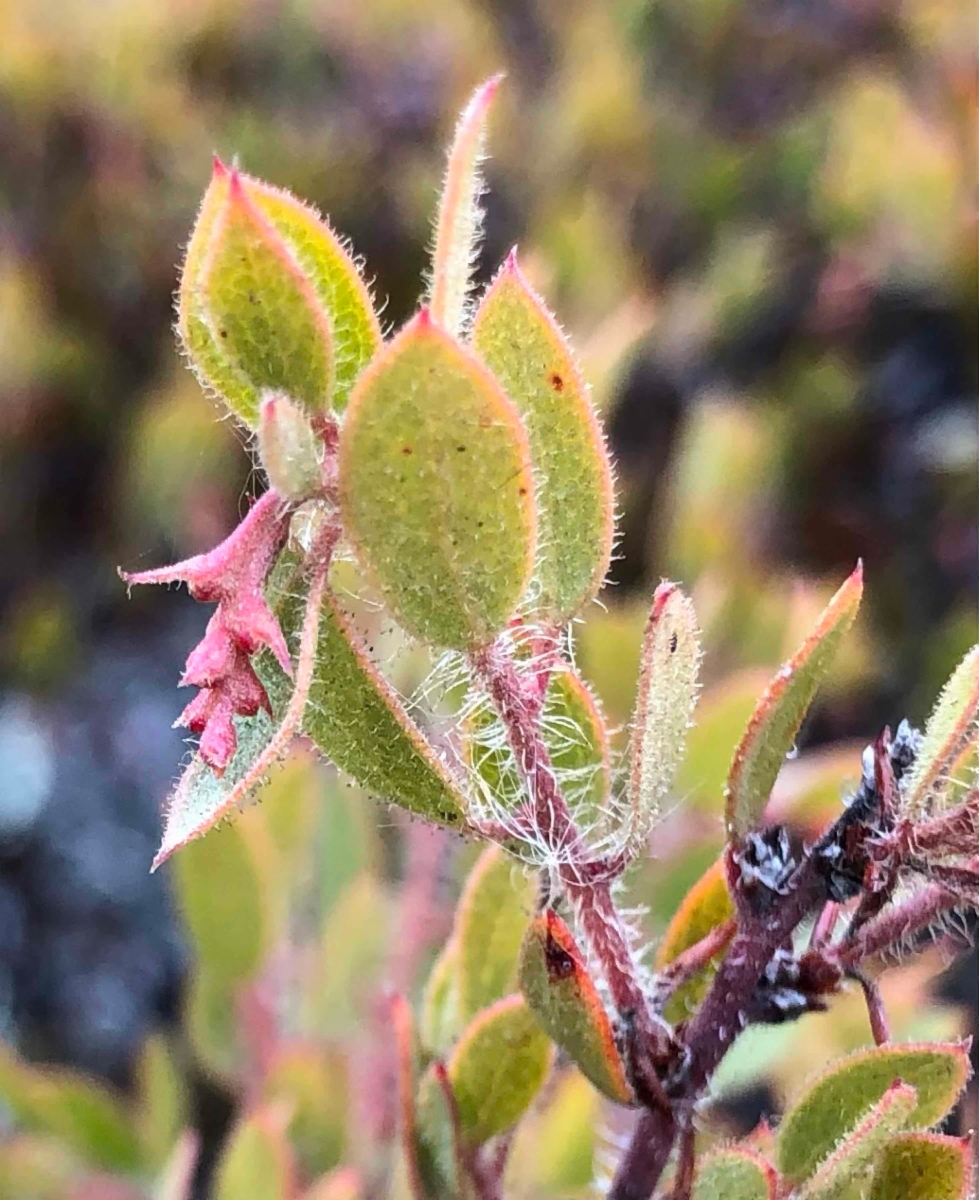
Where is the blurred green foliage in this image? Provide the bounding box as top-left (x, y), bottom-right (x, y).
top-left (0, 0), bottom-right (974, 1195)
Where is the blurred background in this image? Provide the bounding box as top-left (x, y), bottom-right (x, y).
top-left (0, 0), bottom-right (975, 1195)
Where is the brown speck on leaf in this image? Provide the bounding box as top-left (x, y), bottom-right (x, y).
top-left (669, 632), bottom-right (678, 654)
top-left (550, 372), bottom-right (564, 392)
top-left (402, 446), bottom-right (413, 455)
top-left (456, 445), bottom-right (467, 452)
top-left (519, 486), bottom-right (528, 496)
top-left (544, 928), bottom-right (576, 981)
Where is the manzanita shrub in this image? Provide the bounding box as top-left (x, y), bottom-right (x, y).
top-left (104, 78), bottom-right (977, 1199)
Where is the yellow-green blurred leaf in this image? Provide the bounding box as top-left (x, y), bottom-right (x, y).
top-left (869, 1132), bottom-right (971, 1200)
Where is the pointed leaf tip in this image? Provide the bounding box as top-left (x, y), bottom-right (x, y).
top-left (472, 256), bottom-right (615, 622)
top-left (429, 76), bottom-right (502, 337)
top-left (726, 564), bottom-right (863, 842)
top-left (903, 644), bottom-right (979, 818)
top-left (519, 910), bottom-right (634, 1106)
top-left (692, 1149), bottom-right (776, 1200)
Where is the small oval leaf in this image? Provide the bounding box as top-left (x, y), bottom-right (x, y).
top-left (869, 1132), bottom-right (971, 1200)
top-left (519, 910), bottom-right (634, 1106)
top-left (420, 939), bottom-right (460, 1056)
top-left (628, 582), bottom-right (701, 852)
top-left (472, 253), bottom-right (614, 622)
top-left (338, 311), bottom-right (536, 650)
top-left (777, 1040), bottom-right (971, 1184)
top-left (446, 994), bottom-right (553, 1145)
top-left (726, 563), bottom-right (863, 842)
top-left (455, 847), bottom-right (534, 1021)
top-left (902, 645), bottom-right (979, 818)
top-left (798, 1080), bottom-right (919, 1200)
top-left (692, 1149), bottom-right (776, 1200)
top-left (654, 857), bottom-right (734, 1023)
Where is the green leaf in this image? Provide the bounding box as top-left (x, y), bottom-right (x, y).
top-left (869, 1133), bottom-right (971, 1200)
top-left (179, 162), bottom-right (379, 425)
top-left (447, 994), bottom-right (553, 1144)
top-left (199, 167), bottom-right (334, 417)
top-left (415, 1063), bottom-right (472, 1200)
top-left (429, 76), bottom-right (501, 337)
top-left (421, 938), bottom-right (461, 1055)
top-left (264, 1044), bottom-right (347, 1177)
top-left (798, 1080), bottom-right (920, 1200)
top-left (0, 1044), bottom-right (141, 1173)
top-left (135, 1035), bottom-right (186, 1171)
top-left (777, 1041), bottom-right (971, 1184)
top-left (185, 968), bottom-right (241, 1082)
top-left (467, 667), bottom-right (611, 843)
top-left (519, 910), bottom-right (634, 1106)
top-left (726, 563), bottom-right (863, 841)
top-left (629, 582), bottom-right (701, 851)
top-left (654, 856), bottom-right (734, 1023)
top-left (692, 1149), bottom-right (776, 1200)
top-left (903, 645), bottom-right (979, 817)
top-left (212, 1109), bottom-right (294, 1200)
top-left (472, 253), bottom-right (614, 622)
top-left (338, 310), bottom-right (536, 650)
top-left (455, 846), bottom-right (534, 1020)
top-left (266, 564), bottom-right (469, 828)
top-left (172, 821), bottom-right (267, 987)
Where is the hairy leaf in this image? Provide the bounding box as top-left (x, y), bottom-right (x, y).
top-left (447, 994), bottom-right (553, 1144)
top-left (777, 1041), bottom-right (971, 1184)
top-left (429, 76), bottom-right (501, 337)
top-left (869, 1133), bottom-right (971, 1200)
top-left (798, 1080), bottom-right (919, 1200)
top-left (629, 582), bottom-right (701, 851)
top-left (338, 311), bottom-right (536, 649)
top-left (212, 1109), bottom-right (294, 1200)
top-left (472, 253), bottom-right (614, 621)
top-left (903, 645), bottom-right (979, 817)
top-left (726, 563), bottom-right (863, 841)
top-left (692, 1149), bottom-right (776, 1200)
top-left (455, 847), bottom-right (534, 1020)
top-left (179, 163), bottom-right (379, 425)
top-left (654, 856), bottom-right (734, 1022)
top-left (519, 910), bottom-right (634, 1106)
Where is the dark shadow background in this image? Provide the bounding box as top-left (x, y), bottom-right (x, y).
top-left (0, 0), bottom-right (975, 1173)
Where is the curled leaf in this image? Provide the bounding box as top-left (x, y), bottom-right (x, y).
top-left (869, 1132), bottom-right (972, 1200)
top-left (446, 994), bottom-right (553, 1145)
top-left (797, 1080), bottom-right (919, 1200)
top-left (692, 1148), bottom-right (776, 1200)
top-left (726, 563), bottom-right (863, 842)
top-left (429, 76), bottom-right (502, 337)
top-left (628, 582), bottom-right (701, 852)
top-left (777, 1040), bottom-right (971, 1184)
top-left (902, 645), bottom-right (979, 818)
top-left (338, 311), bottom-right (536, 650)
top-left (519, 910), bottom-right (634, 1106)
top-left (472, 253), bottom-right (614, 622)
top-left (179, 162), bottom-right (379, 425)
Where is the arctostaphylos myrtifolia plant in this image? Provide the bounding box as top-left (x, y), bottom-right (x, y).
top-left (123, 78), bottom-right (979, 1200)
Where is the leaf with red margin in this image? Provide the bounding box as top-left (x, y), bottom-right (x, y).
top-left (519, 910), bottom-right (634, 1106)
top-left (869, 1132), bottom-right (972, 1200)
top-left (725, 564), bottom-right (863, 842)
top-left (692, 1148), bottom-right (776, 1200)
